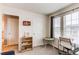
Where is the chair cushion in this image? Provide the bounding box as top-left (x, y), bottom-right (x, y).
top-left (60, 41), bottom-right (72, 49)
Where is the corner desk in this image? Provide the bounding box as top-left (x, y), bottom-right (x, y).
top-left (43, 37), bottom-right (54, 47)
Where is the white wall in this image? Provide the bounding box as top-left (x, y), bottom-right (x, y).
top-left (0, 5), bottom-right (48, 51)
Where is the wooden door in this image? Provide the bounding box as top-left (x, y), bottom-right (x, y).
top-left (2, 15), bottom-right (19, 51)
top-left (6, 16), bottom-right (19, 45)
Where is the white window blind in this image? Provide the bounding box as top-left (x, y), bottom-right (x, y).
top-left (63, 11), bottom-right (79, 44)
top-left (63, 14), bottom-right (72, 38)
top-left (53, 17), bottom-right (61, 38)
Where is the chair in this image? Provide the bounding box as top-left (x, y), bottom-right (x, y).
top-left (73, 48), bottom-right (79, 55)
top-left (1, 50), bottom-right (15, 55)
top-left (58, 37), bottom-right (75, 55)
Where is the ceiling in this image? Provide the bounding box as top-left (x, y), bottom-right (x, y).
top-left (2, 3), bottom-right (72, 15)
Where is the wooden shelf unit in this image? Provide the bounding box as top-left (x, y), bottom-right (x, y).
top-left (21, 37), bottom-right (32, 51)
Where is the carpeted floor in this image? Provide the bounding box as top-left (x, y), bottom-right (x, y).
top-left (16, 45), bottom-right (59, 55)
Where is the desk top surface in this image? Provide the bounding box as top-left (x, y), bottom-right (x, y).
top-left (44, 38), bottom-right (54, 40)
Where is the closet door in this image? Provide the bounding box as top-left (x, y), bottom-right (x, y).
top-left (6, 16), bottom-right (19, 45)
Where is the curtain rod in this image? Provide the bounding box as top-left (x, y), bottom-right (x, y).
top-left (52, 6), bottom-right (79, 17)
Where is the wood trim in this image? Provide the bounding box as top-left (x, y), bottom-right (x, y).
top-left (2, 15), bottom-right (7, 49)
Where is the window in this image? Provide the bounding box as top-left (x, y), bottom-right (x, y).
top-left (53, 17), bottom-right (61, 38)
top-left (63, 11), bottom-right (79, 44)
top-left (63, 14), bottom-right (72, 38)
top-left (52, 10), bottom-right (79, 44)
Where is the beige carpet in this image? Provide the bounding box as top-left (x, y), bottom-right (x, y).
top-left (16, 45), bottom-right (59, 55)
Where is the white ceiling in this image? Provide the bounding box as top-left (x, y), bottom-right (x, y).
top-left (2, 3), bottom-right (71, 15)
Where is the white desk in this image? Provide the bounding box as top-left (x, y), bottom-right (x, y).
top-left (43, 37), bottom-right (54, 47)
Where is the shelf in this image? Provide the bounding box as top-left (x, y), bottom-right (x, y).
top-left (21, 37), bottom-right (32, 51)
top-left (22, 43), bottom-right (32, 46)
top-left (21, 40), bottom-right (32, 43)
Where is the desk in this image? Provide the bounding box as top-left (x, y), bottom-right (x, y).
top-left (43, 37), bottom-right (54, 47)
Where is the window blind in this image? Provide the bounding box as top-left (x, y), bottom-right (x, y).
top-left (53, 17), bottom-right (61, 38)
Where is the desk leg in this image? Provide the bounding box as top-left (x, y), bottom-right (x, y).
top-left (43, 39), bottom-right (47, 48)
top-left (43, 39), bottom-right (45, 47)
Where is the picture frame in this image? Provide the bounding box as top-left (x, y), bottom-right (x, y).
top-left (23, 21), bottom-right (31, 26)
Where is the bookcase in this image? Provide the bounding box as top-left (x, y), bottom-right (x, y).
top-left (21, 37), bottom-right (32, 51)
